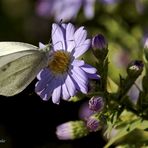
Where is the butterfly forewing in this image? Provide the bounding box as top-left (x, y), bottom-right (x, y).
top-left (0, 50), bottom-right (39, 68)
top-left (0, 42), bottom-right (38, 56)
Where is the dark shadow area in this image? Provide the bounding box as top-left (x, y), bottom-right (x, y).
top-left (0, 80), bottom-right (106, 148)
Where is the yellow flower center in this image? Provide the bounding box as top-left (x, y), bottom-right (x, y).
top-left (48, 50), bottom-right (71, 74)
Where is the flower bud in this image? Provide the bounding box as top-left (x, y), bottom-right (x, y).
top-left (89, 96), bottom-right (104, 112)
top-left (144, 38), bottom-right (148, 48)
top-left (86, 114), bottom-right (102, 132)
top-left (56, 121), bottom-right (89, 140)
top-left (92, 34), bottom-right (108, 60)
top-left (78, 101), bottom-right (94, 120)
top-left (127, 60), bottom-right (143, 78)
top-left (92, 34), bottom-right (108, 50)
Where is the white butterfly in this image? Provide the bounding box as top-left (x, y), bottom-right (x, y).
top-left (0, 42), bottom-right (49, 96)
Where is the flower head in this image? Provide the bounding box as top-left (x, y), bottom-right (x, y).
top-left (36, 0), bottom-right (96, 21)
top-left (36, 0), bottom-right (55, 18)
top-left (56, 121), bottom-right (89, 140)
top-left (35, 23), bottom-right (99, 104)
top-left (100, 0), bottom-right (120, 5)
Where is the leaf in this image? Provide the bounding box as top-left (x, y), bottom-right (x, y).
top-left (104, 118), bottom-right (148, 148)
top-left (107, 76), bottom-right (119, 93)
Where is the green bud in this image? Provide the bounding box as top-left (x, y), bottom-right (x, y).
top-left (127, 60), bottom-right (143, 78)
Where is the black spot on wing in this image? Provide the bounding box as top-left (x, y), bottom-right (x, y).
top-left (1, 63), bottom-right (11, 71)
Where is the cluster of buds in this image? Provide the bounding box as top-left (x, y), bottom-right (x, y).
top-left (55, 96), bottom-right (105, 140)
top-left (55, 33), bottom-right (145, 141)
top-left (86, 96), bottom-right (105, 132)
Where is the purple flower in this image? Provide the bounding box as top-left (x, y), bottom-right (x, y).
top-left (82, 0), bottom-right (96, 19)
top-left (56, 122), bottom-right (74, 140)
top-left (144, 37), bottom-right (148, 49)
top-left (127, 83), bottom-right (140, 105)
top-left (35, 23), bottom-right (99, 104)
top-left (36, 0), bottom-right (55, 18)
top-left (78, 101), bottom-right (94, 120)
top-left (92, 34), bottom-right (108, 50)
top-left (36, 0), bottom-right (96, 21)
top-left (100, 0), bottom-right (120, 5)
top-left (135, 0), bottom-right (145, 14)
top-left (56, 121), bottom-right (89, 140)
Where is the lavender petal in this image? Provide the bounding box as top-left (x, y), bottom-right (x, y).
top-left (73, 39), bottom-right (90, 58)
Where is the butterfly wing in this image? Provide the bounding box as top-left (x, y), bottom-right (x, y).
top-left (0, 42), bottom-right (38, 56)
top-left (0, 42), bottom-right (48, 96)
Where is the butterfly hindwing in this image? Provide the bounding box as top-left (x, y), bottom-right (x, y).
top-left (0, 49), bottom-right (48, 96)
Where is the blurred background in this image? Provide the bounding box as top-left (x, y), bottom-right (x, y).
top-left (0, 0), bottom-right (148, 147)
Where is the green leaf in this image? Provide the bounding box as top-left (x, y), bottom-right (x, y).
top-left (104, 118), bottom-right (148, 148)
top-left (107, 76), bottom-right (119, 93)
top-left (116, 129), bottom-right (148, 147)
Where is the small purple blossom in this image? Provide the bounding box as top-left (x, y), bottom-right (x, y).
top-left (89, 96), bottom-right (104, 112)
top-left (56, 122), bottom-right (74, 140)
top-left (127, 81), bottom-right (141, 105)
top-left (92, 34), bottom-right (108, 59)
top-left (92, 34), bottom-right (108, 50)
top-left (144, 37), bottom-right (148, 49)
top-left (86, 115), bottom-right (101, 132)
top-left (35, 23), bottom-right (99, 104)
top-left (78, 101), bottom-right (94, 120)
top-left (36, 0), bottom-right (96, 21)
top-left (135, 0), bottom-right (145, 14)
top-left (36, 0), bottom-right (55, 18)
top-left (100, 0), bottom-right (120, 5)
top-left (113, 51), bottom-right (130, 68)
